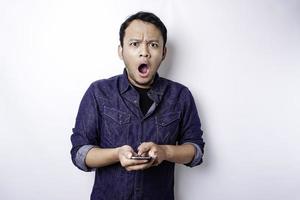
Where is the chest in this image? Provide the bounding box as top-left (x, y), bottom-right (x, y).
top-left (97, 96), bottom-right (182, 149)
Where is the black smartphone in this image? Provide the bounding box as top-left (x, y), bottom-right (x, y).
top-left (130, 156), bottom-right (152, 161)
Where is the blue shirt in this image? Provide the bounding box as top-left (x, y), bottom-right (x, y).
top-left (70, 70), bottom-right (205, 200)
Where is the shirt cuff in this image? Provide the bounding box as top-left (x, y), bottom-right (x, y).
top-left (184, 142), bottom-right (203, 167)
top-left (75, 145), bottom-right (97, 172)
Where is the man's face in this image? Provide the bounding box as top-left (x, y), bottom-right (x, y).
top-left (118, 19), bottom-right (167, 88)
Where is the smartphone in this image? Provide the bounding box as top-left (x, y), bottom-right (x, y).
top-left (130, 156), bottom-right (152, 161)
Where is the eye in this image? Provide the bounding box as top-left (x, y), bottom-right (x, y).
top-left (130, 42), bottom-right (139, 47)
top-left (150, 42), bottom-right (159, 48)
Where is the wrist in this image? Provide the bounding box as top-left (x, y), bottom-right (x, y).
top-left (161, 145), bottom-right (171, 161)
top-left (116, 145), bottom-right (132, 161)
top-left (116, 146), bottom-right (122, 161)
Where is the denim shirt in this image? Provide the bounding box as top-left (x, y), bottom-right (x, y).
top-left (70, 70), bottom-right (205, 200)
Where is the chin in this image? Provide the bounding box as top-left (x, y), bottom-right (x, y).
top-left (135, 79), bottom-right (152, 87)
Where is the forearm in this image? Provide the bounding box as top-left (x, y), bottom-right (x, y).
top-left (161, 143), bottom-right (196, 164)
top-left (85, 147), bottom-right (120, 168)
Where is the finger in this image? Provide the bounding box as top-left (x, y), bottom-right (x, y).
top-left (140, 153), bottom-right (146, 156)
top-left (124, 157), bottom-right (150, 167)
top-left (127, 156), bottom-right (155, 169)
top-left (137, 142), bottom-right (153, 155)
top-left (119, 145), bottom-right (135, 158)
top-left (125, 151), bottom-right (133, 159)
top-left (120, 151), bottom-right (133, 161)
top-left (121, 159), bottom-right (145, 168)
top-left (125, 161), bottom-right (154, 171)
top-left (137, 143), bottom-right (149, 155)
top-left (151, 159), bottom-right (159, 167)
top-left (148, 149), bottom-right (158, 158)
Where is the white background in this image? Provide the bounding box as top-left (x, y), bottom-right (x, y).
top-left (1, 0), bottom-right (300, 199)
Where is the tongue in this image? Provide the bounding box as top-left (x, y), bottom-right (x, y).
top-left (139, 64), bottom-right (148, 74)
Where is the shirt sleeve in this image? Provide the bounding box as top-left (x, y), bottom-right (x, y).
top-left (183, 142), bottom-right (203, 167)
top-left (75, 145), bottom-right (97, 172)
top-left (70, 84), bottom-right (100, 171)
top-left (178, 88), bottom-right (205, 167)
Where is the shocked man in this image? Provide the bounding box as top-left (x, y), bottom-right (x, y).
top-left (71, 11), bottom-right (205, 200)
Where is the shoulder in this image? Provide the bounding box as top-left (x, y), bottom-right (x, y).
top-left (159, 77), bottom-right (191, 96)
top-left (90, 74), bottom-right (122, 88)
top-left (86, 74), bottom-right (123, 99)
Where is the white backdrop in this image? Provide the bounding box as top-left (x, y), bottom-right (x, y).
top-left (1, 0), bottom-right (300, 199)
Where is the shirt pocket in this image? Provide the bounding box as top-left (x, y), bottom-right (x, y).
top-left (102, 106), bottom-right (131, 147)
top-left (156, 112), bottom-right (181, 144)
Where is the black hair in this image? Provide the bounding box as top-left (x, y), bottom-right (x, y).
top-left (119, 11), bottom-right (167, 47)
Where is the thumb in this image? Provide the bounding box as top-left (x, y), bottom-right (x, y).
top-left (148, 149), bottom-right (157, 158)
top-left (137, 143), bottom-right (151, 155)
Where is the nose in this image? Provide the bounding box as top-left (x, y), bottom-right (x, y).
top-left (139, 44), bottom-right (150, 58)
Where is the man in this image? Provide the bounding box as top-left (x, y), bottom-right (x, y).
top-left (71, 11), bottom-right (205, 200)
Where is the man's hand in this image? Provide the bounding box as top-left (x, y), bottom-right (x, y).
top-left (117, 145), bottom-right (155, 171)
top-left (137, 142), bottom-right (167, 167)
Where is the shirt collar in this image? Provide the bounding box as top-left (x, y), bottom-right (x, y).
top-left (119, 68), bottom-right (166, 91)
top-left (119, 69), bottom-right (132, 94)
top-left (119, 68), bottom-right (168, 104)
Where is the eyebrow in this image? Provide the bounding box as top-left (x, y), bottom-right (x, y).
top-left (128, 39), bottom-right (160, 43)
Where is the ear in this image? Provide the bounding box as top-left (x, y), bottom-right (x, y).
top-left (162, 47), bottom-right (167, 60)
top-left (118, 45), bottom-right (123, 60)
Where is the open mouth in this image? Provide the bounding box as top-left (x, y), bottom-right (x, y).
top-left (138, 64), bottom-right (149, 74)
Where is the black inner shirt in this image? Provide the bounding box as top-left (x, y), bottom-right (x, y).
top-left (133, 86), bottom-right (154, 115)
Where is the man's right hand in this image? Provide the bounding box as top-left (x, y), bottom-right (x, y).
top-left (117, 145), bottom-right (155, 171)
